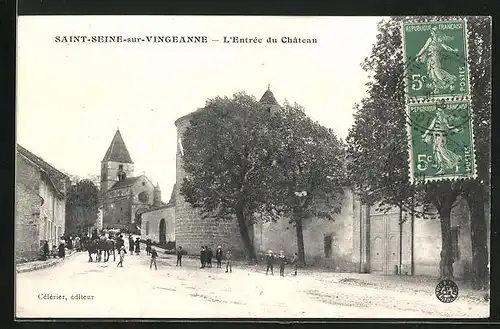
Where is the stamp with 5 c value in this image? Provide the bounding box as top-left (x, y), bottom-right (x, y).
top-left (407, 99), bottom-right (476, 183)
top-left (402, 19), bottom-right (469, 100)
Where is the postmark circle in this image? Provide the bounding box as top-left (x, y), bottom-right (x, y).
top-left (435, 279), bottom-right (459, 303)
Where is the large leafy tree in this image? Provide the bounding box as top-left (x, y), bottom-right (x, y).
top-left (65, 179), bottom-right (99, 235)
top-left (347, 16), bottom-right (490, 283)
top-left (269, 103), bottom-right (346, 266)
top-left (180, 92), bottom-right (279, 261)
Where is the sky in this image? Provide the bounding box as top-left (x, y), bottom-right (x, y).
top-left (17, 16), bottom-right (386, 199)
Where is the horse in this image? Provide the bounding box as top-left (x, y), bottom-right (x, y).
top-left (99, 238), bottom-right (116, 262)
top-left (86, 239), bottom-right (99, 262)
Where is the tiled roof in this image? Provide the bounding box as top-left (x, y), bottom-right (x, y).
top-left (102, 130), bottom-right (134, 164)
top-left (259, 85), bottom-right (279, 106)
top-left (108, 176), bottom-right (141, 190)
top-left (16, 144), bottom-right (70, 196)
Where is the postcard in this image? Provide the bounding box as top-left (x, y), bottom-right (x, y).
top-left (15, 15), bottom-right (491, 319)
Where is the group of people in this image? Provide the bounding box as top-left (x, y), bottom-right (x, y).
top-left (266, 250), bottom-right (299, 276)
top-left (83, 231), bottom-right (298, 277)
top-left (199, 245), bottom-right (232, 272)
top-left (39, 238), bottom-right (66, 261)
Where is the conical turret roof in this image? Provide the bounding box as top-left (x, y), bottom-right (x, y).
top-left (102, 129), bottom-right (134, 163)
top-left (259, 84), bottom-right (279, 106)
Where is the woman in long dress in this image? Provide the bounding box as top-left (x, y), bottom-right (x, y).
top-left (415, 27), bottom-right (459, 94)
top-left (421, 105), bottom-right (462, 175)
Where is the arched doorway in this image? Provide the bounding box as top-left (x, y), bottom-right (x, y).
top-left (159, 219), bottom-right (166, 244)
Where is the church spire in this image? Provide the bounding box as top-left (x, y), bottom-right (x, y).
top-left (102, 129), bottom-right (134, 164)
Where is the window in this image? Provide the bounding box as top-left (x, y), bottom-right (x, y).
top-left (451, 226), bottom-right (460, 261)
top-left (145, 221), bottom-right (150, 235)
top-left (324, 235), bottom-right (333, 258)
top-left (118, 164), bottom-right (123, 170)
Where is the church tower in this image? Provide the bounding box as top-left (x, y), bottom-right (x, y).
top-left (100, 129), bottom-right (134, 197)
top-left (259, 84), bottom-right (281, 114)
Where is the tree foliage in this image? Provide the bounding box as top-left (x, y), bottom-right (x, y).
top-left (180, 92), bottom-right (278, 260)
top-left (346, 16), bottom-right (491, 282)
top-left (66, 179), bottom-right (100, 234)
top-left (268, 102), bottom-right (347, 265)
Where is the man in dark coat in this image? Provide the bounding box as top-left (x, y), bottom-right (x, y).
top-left (215, 246), bottom-right (223, 268)
top-left (128, 235), bottom-right (134, 254)
top-left (200, 246), bottom-right (206, 268)
top-left (146, 239), bottom-right (152, 256)
top-left (42, 240), bottom-right (50, 261)
top-left (134, 237), bottom-right (141, 255)
top-left (266, 250), bottom-right (274, 275)
top-left (206, 247), bottom-right (213, 268)
top-left (58, 241), bottom-right (66, 258)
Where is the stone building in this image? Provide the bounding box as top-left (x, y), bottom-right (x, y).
top-left (16, 144), bottom-right (70, 262)
top-left (140, 184), bottom-right (176, 244)
top-left (257, 192), bottom-right (489, 279)
top-left (172, 86), bottom-right (283, 257)
top-left (100, 130), bottom-right (168, 231)
top-left (172, 85), bottom-right (489, 279)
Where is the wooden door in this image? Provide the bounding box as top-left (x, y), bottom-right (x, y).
top-left (387, 214), bottom-right (401, 274)
top-left (370, 214), bottom-right (386, 273)
top-left (370, 213), bottom-right (401, 274)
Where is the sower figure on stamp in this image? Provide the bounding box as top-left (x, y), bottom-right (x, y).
top-left (176, 246), bottom-right (183, 266)
top-left (421, 104), bottom-right (462, 175)
top-left (215, 246), bottom-right (223, 268)
top-left (225, 248), bottom-right (232, 273)
top-left (150, 248), bottom-right (158, 270)
top-left (266, 250), bottom-right (274, 275)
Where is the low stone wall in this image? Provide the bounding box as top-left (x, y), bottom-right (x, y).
top-left (16, 249), bottom-right (78, 273)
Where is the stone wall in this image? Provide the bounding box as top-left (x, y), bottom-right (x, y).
top-left (141, 206), bottom-right (176, 243)
top-left (254, 192), bottom-right (358, 271)
top-left (413, 197), bottom-right (474, 279)
top-left (15, 183), bottom-right (42, 262)
top-left (174, 114), bottom-right (245, 256)
top-left (102, 196), bottom-right (132, 229)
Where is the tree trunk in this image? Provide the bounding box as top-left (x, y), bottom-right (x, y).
top-left (428, 182), bottom-right (458, 280)
top-left (295, 216), bottom-right (306, 266)
top-left (438, 205), bottom-right (454, 280)
top-left (464, 183), bottom-right (489, 290)
top-left (235, 205), bottom-right (257, 261)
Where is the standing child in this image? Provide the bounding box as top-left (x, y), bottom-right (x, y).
top-left (176, 246), bottom-right (183, 266)
top-left (225, 248), bottom-right (232, 273)
top-left (278, 250), bottom-right (286, 277)
top-left (117, 246), bottom-right (125, 267)
top-left (150, 248), bottom-right (158, 270)
top-left (292, 252), bottom-right (299, 275)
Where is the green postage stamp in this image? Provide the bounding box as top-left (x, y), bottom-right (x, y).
top-left (408, 99), bottom-right (476, 182)
top-left (402, 20), bottom-right (469, 100)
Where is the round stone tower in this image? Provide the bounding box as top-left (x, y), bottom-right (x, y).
top-left (174, 111), bottom-right (244, 256)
